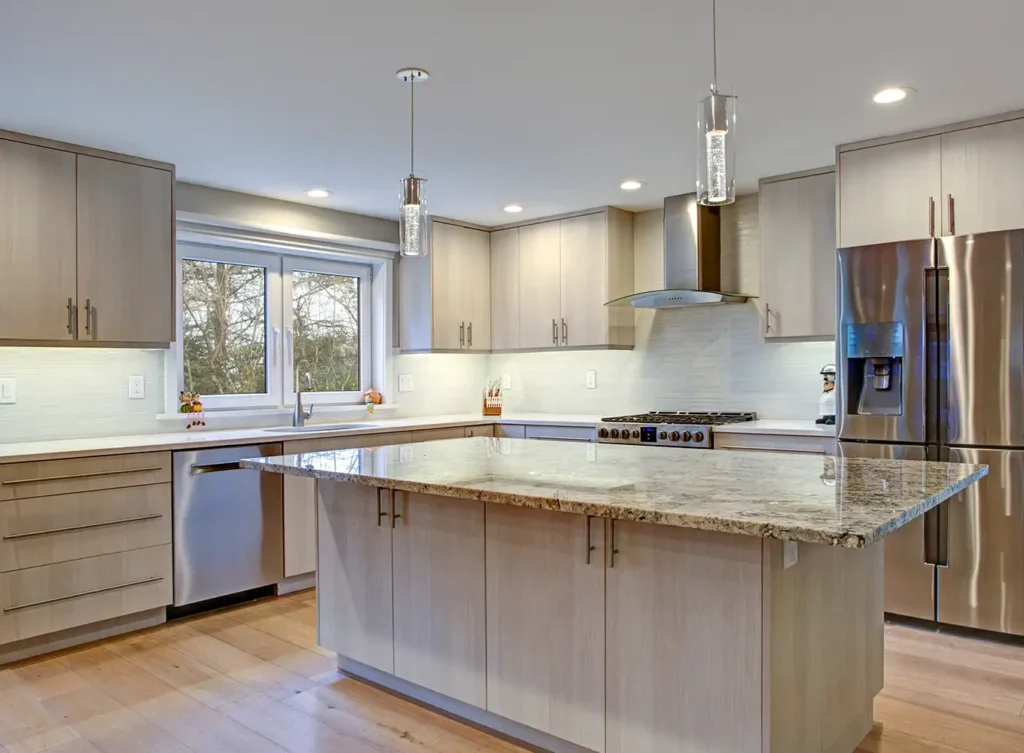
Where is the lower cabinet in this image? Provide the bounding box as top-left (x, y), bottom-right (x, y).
top-left (392, 491), bottom-right (486, 706)
top-left (605, 521), bottom-right (763, 753)
top-left (317, 482), bottom-right (394, 672)
top-left (714, 432), bottom-right (835, 454)
top-left (485, 505), bottom-right (606, 752)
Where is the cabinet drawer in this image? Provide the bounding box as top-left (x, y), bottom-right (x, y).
top-left (0, 452), bottom-right (171, 501)
top-left (524, 425), bottom-right (596, 442)
top-left (414, 427), bottom-right (470, 443)
top-left (0, 545), bottom-right (171, 645)
top-left (714, 433), bottom-right (834, 454)
top-left (0, 484), bottom-right (171, 572)
top-left (464, 425), bottom-right (494, 438)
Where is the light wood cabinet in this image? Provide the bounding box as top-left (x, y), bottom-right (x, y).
top-left (77, 156), bottom-right (174, 344)
top-left (758, 169), bottom-right (837, 339)
top-left (392, 491), bottom-right (486, 706)
top-left (317, 482), bottom-right (394, 672)
top-left (490, 227), bottom-right (520, 350)
top-left (559, 212), bottom-right (609, 347)
top-left (606, 522), bottom-right (763, 753)
top-left (463, 424), bottom-right (494, 438)
top-left (0, 139), bottom-right (77, 342)
top-left (0, 130), bottom-right (174, 347)
top-left (940, 118), bottom-right (1024, 236)
top-left (399, 220), bottom-right (490, 352)
top-left (283, 431), bottom-right (413, 578)
top-left (517, 220), bottom-right (562, 349)
top-left (413, 426), bottom-right (467, 443)
top-left (485, 505), bottom-right (605, 752)
top-left (837, 136), bottom-right (941, 247)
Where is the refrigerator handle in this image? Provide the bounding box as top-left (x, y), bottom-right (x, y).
top-left (937, 267), bottom-right (950, 450)
top-left (924, 267), bottom-right (939, 447)
top-left (928, 197), bottom-right (935, 237)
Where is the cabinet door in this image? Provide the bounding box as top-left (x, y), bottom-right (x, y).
top-left (941, 118), bottom-right (1024, 236)
top-left (429, 222), bottom-right (464, 350)
top-left (759, 171), bottom-right (837, 339)
top-left (606, 522), bottom-right (763, 753)
top-left (517, 221), bottom-right (562, 349)
top-left (485, 505), bottom-right (605, 752)
top-left (392, 492), bottom-right (486, 705)
top-left (0, 139), bottom-right (77, 341)
top-left (559, 213), bottom-right (608, 347)
top-left (490, 227), bottom-right (520, 350)
top-left (461, 226), bottom-right (491, 350)
top-left (838, 136), bottom-right (941, 247)
top-left (316, 482), bottom-right (393, 671)
top-left (283, 432), bottom-right (413, 577)
top-left (77, 156), bottom-right (173, 343)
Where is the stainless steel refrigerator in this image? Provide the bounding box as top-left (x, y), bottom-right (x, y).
top-left (837, 231), bottom-right (1024, 637)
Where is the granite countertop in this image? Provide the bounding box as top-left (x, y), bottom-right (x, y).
top-left (240, 437), bottom-right (987, 548)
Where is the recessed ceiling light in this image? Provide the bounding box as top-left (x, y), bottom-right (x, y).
top-left (620, 180), bottom-right (643, 191)
top-left (504, 204), bottom-right (524, 213)
top-left (873, 87), bottom-right (912, 105)
top-left (306, 188), bottom-right (330, 198)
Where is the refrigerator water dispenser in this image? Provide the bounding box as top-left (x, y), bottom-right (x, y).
top-left (845, 322), bottom-right (905, 416)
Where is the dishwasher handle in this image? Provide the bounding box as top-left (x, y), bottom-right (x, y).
top-left (190, 461), bottom-right (244, 475)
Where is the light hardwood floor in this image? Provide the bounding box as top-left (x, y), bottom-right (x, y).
top-left (0, 591), bottom-right (1022, 753)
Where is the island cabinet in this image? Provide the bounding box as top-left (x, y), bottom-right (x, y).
top-left (0, 130), bottom-right (174, 346)
top-left (485, 506), bottom-right (606, 752)
top-left (317, 483), bottom-right (487, 703)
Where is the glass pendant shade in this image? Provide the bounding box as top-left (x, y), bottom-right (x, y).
top-left (400, 175), bottom-right (428, 257)
top-left (697, 92), bottom-right (736, 206)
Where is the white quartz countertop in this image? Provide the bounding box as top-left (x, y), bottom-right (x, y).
top-left (0, 413), bottom-right (603, 464)
top-left (713, 419), bottom-right (835, 437)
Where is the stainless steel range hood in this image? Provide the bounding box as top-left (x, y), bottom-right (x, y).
top-left (607, 193), bottom-right (753, 309)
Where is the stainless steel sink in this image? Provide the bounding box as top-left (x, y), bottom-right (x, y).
top-left (265, 423), bottom-right (379, 433)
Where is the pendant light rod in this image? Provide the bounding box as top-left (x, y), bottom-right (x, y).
top-left (711, 0), bottom-right (718, 94)
top-left (397, 68), bottom-right (429, 176)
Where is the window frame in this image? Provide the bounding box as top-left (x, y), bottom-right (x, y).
top-left (174, 240), bottom-right (376, 412)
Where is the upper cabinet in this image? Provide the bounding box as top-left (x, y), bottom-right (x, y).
top-left (490, 227), bottom-right (520, 350)
top-left (399, 220), bottom-right (491, 352)
top-left (837, 136), bottom-right (941, 248)
top-left (517, 208), bottom-right (634, 351)
top-left (838, 113), bottom-right (1024, 246)
top-left (758, 168), bottom-right (836, 340)
top-left (0, 139), bottom-right (77, 341)
top-left (0, 131), bottom-right (175, 347)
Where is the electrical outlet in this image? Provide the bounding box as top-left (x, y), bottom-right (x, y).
top-left (501, 374), bottom-right (512, 390)
top-left (398, 374), bottom-right (414, 392)
top-left (0, 378), bottom-right (15, 404)
top-left (585, 370), bottom-right (597, 389)
top-left (128, 375), bottom-right (145, 400)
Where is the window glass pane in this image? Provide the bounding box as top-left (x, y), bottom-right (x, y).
top-left (292, 270), bottom-right (361, 392)
top-left (182, 259), bottom-right (267, 395)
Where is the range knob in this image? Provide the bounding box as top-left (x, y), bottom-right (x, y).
top-left (659, 431), bottom-right (667, 440)
top-left (598, 428), bottom-right (609, 438)
top-left (669, 431), bottom-right (681, 442)
top-left (610, 429), bottom-right (620, 439)
top-left (693, 431), bottom-right (705, 443)
top-left (631, 430), bottom-right (640, 439)
top-left (680, 431), bottom-right (692, 442)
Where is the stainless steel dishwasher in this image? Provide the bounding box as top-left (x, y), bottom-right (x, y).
top-left (172, 444), bottom-right (284, 606)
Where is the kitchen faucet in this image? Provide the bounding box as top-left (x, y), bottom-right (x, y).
top-left (293, 370), bottom-right (314, 427)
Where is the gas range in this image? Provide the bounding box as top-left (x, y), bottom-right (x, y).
top-left (596, 411), bottom-right (757, 449)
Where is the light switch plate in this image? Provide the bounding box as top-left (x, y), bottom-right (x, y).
top-left (0, 378), bottom-right (15, 404)
top-left (128, 375), bottom-right (145, 400)
top-left (398, 374), bottom-right (414, 392)
top-left (585, 370), bottom-right (597, 389)
top-left (501, 374), bottom-right (512, 390)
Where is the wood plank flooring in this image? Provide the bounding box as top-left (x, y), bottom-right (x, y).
top-left (0, 591), bottom-right (1021, 753)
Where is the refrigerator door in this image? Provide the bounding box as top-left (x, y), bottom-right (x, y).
top-left (838, 440), bottom-right (934, 620)
top-left (938, 448), bottom-right (1024, 636)
top-left (837, 240), bottom-right (935, 444)
top-left (940, 231), bottom-right (1024, 447)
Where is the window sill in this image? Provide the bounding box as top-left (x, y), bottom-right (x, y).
top-left (156, 403), bottom-right (399, 423)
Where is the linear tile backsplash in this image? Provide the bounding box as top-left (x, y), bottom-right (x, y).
top-left (491, 305), bottom-right (836, 420)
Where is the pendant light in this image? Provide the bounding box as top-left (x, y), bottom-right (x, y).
top-left (697, 0), bottom-right (736, 206)
top-left (397, 67), bottom-right (429, 257)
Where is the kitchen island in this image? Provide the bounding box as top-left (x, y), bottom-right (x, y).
top-left (241, 437), bottom-right (987, 753)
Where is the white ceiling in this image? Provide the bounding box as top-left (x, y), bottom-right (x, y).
top-left (2, 1), bottom-right (1023, 227)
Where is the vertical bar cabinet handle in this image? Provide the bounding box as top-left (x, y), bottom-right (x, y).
top-left (66, 298), bottom-right (74, 335)
top-left (459, 322), bottom-right (465, 348)
top-left (764, 303), bottom-right (772, 334)
top-left (947, 194), bottom-right (955, 235)
top-left (584, 515), bottom-right (596, 565)
top-left (468, 322), bottom-right (473, 347)
top-left (391, 489), bottom-right (402, 528)
top-left (552, 319), bottom-right (558, 345)
top-left (561, 318), bottom-right (568, 346)
top-left (607, 518), bottom-right (620, 568)
top-left (84, 298), bottom-right (91, 335)
top-left (928, 197), bottom-right (935, 237)
top-left (376, 488), bottom-right (387, 526)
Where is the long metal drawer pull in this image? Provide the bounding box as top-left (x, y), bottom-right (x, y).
top-left (3, 576), bottom-right (164, 613)
top-left (3, 513), bottom-right (164, 541)
top-left (190, 461), bottom-right (243, 475)
top-left (3, 466), bottom-right (165, 486)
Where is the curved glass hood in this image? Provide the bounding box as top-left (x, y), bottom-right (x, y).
top-left (606, 192), bottom-right (755, 309)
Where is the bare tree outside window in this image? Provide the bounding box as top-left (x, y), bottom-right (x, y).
top-left (291, 270), bottom-right (360, 392)
top-left (182, 259), bottom-right (267, 395)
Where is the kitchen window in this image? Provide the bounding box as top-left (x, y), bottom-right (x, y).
top-left (176, 241), bottom-right (373, 411)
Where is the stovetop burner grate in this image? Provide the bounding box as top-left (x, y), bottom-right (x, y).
top-left (600, 411), bottom-right (757, 426)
